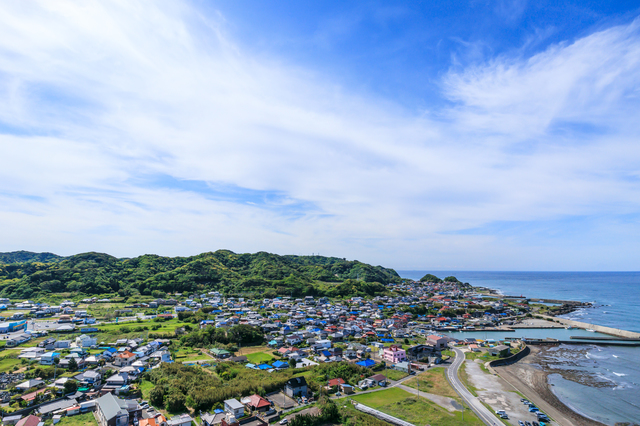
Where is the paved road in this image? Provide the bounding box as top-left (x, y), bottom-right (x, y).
top-left (446, 347), bottom-right (501, 426)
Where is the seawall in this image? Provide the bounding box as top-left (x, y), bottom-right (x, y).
top-left (541, 314), bottom-right (640, 339)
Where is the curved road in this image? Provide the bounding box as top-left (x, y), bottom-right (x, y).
top-left (446, 347), bottom-right (500, 426)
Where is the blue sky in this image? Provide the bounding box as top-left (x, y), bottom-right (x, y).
top-left (0, 0), bottom-right (640, 270)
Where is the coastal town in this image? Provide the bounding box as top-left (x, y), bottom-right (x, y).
top-left (0, 276), bottom-right (625, 426)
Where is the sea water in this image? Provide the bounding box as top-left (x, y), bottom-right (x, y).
top-left (397, 271), bottom-right (640, 425)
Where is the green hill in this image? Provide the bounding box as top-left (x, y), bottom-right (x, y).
top-left (0, 250), bottom-right (400, 300)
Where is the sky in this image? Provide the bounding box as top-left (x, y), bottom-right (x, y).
top-left (1, 0), bottom-right (640, 271)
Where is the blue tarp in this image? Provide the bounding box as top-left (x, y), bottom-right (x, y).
top-left (272, 361), bottom-right (289, 368)
top-left (356, 359), bottom-right (376, 367)
top-left (257, 364), bottom-right (272, 370)
top-left (381, 338), bottom-right (395, 342)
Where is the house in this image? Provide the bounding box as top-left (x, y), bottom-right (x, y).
top-left (76, 334), bottom-right (97, 348)
top-left (75, 370), bottom-right (102, 387)
top-left (382, 345), bottom-right (407, 363)
top-left (243, 394), bottom-right (271, 412)
top-left (468, 344), bottom-right (480, 352)
top-left (40, 352), bottom-right (60, 365)
top-left (406, 344), bottom-right (440, 362)
top-left (427, 335), bottom-right (448, 350)
top-left (284, 377), bottom-right (308, 398)
top-left (367, 374), bottom-right (387, 387)
top-left (95, 393), bottom-right (141, 426)
top-left (105, 372), bottom-right (129, 388)
top-left (211, 348), bottom-right (231, 359)
top-left (168, 414), bottom-right (194, 426)
top-left (114, 351), bottom-right (136, 367)
top-left (15, 415), bottom-right (42, 426)
top-left (327, 378), bottom-right (345, 389)
top-left (224, 399), bottom-right (245, 418)
top-left (16, 379), bottom-right (44, 391)
top-left (394, 361), bottom-right (411, 373)
top-left (139, 415), bottom-right (167, 426)
top-left (340, 384), bottom-right (354, 394)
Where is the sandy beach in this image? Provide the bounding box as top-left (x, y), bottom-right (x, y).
top-left (493, 346), bottom-right (607, 426)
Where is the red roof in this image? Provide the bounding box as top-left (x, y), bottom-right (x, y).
top-left (328, 378), bottom-right (346, 387)
top-left (248, 394), bottom-right (271, 409)
top-left (16, 416), bottom-right (42, 426)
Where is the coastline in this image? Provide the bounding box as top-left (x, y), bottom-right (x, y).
top-left (472, 284), bottom-right (640, 425)
top-left (493, 345), bottom-right (607, 426)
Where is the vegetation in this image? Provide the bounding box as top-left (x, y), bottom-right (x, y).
top-left (0, 250), bottom-right (400, 299)
top-left (420, 273), bottom-right (442, 283)
top-left (403, 367), bottom-right (459, 400)
top-left (352, 387), bottom-right (483, 426)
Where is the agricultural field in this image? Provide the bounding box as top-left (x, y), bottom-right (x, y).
top-left (245, 351), bottom-right (275, 364)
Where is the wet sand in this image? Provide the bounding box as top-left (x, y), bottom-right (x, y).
top-left (493, 346), bottom-right (606, 426)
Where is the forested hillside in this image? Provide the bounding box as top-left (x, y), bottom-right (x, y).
top-left (0, 250), bottom-right (400, 299)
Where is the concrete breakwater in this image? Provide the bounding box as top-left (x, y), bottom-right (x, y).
top-left (540, 314), bottom-right (640, 339)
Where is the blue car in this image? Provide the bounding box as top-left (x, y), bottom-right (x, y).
top-left (529, 406), bottom-right (539, 412)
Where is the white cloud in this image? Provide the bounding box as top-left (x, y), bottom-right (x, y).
top-left (0, 1), bottom-right (639, 269)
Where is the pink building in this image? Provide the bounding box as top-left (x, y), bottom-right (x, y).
top-left (382, 345), bottom-right (407, 363)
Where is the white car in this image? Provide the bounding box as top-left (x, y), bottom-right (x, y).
top-left (279, 419), bottom-right (288, 425)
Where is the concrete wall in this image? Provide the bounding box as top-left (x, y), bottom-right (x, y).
top-left (541, 315), bottom-right (640, 339)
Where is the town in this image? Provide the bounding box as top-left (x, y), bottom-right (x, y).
top-left (0, 278), bottom-right (560, 426)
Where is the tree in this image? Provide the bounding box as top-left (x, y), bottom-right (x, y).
top-left (443, 276), bottom-right (460, 283)
top-left (63, 380), bottom-right (78, 394)
top-left (149, 387), bottom-right (165, 407)
top-left (67, 357), bottom-right (78, 372)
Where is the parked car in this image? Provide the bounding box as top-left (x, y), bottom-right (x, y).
top-left (279, 419), bottom-right (289, 425)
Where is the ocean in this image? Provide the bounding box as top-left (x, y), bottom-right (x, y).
top-left (396, 271), bottom-right (640, 425)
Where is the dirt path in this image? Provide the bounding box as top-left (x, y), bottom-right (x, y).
top-left (494, 346), bottom-right (606, 426)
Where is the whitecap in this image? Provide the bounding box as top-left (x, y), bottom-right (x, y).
top-left (613, 355), bottom-right (619, 358)
top-left (613, 372), bottom-right (627, 377)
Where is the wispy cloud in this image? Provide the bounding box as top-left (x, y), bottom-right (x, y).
top-left (0, 1), bottom-right (639, 269)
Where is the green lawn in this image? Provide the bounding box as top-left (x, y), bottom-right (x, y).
top-left (245, 351), bottom-right (275, 364)
top-left (55, 412), bottom-right (98, 426)
top-left (352, 388), bottom-right (483, 426)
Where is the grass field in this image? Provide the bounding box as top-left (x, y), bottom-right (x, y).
top-left (245, 351), bottom-right (275, 364)
top-left (55, 413), bottom-right (98, 426)
top-left (351, 387), bottom-right (412, 407)
top-left (403, 367), bottom-right (460, 400)
top-left (383, 368), bottom-right (409, 381)
top-left (139, 380), bottom-right (154, 400)
top-left (352, 388), bottom-right (483, 426)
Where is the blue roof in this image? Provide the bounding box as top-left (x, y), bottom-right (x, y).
top-left (272, 361), bottom-right (289, 368)
top-left (321, 350), bottom-right (331, 357)
top-left (356, 359), bottom-right (376, 367)
top-left (245, 363), bottom-right (257, 369)
top-left (381, 338), bottom-right (395, 342)
top-left (257, 364), bottom-right (272, 370)
top-left (215, 409), bottom-right (224, 414)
